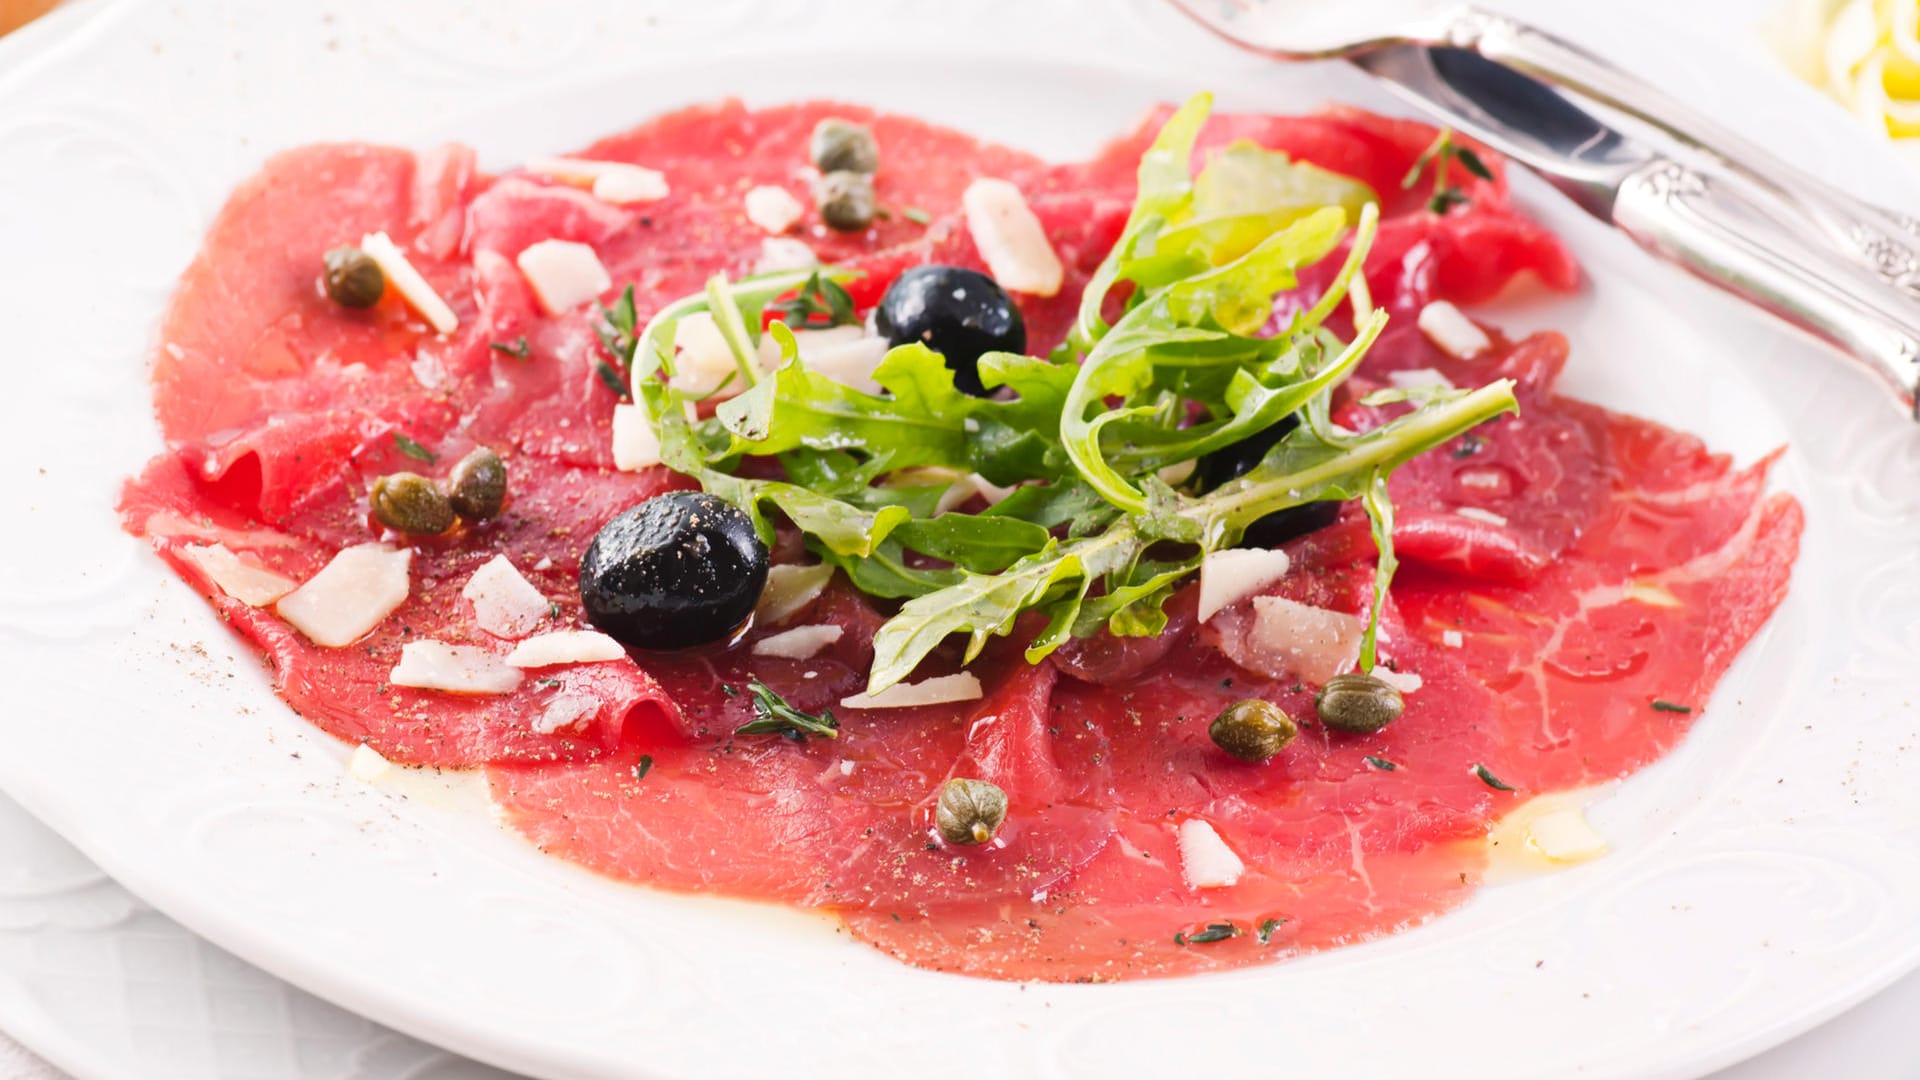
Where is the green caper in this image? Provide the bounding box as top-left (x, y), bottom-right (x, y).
top-left (935, 777), bottom-right (1008, 846)
top-left (1314, 673), bottom-right (1405, 734)
top-left (322, 246), bottom-right (386, 308)
top-left (816, 170), bottom-right (876, 232)
top-left (370, 472), bottom-right (454, 535)
top-left (1208, 699), bottom-right (1298, 763)
top-left (809, 118), bottom-right (879, 175)
top-left (447, 447), bottom-right (507, 521)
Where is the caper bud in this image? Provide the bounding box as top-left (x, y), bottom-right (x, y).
top-left (322, 246), bottom-right (386, 309)
top-left (370, 472), bottom-right (454, 535)
top-left (817, 170), bottom-right (876, 232)
top-left (447, 447), bottom-right (508, 521)
top-left (1314, 673), bottom-right (1405, 734)
top-left (809, 118), bottom-right (879, 175)
top-left (1208, 699), bottom-right (1298, 762)
top-left (935, 777), bottom-right (1008, 846)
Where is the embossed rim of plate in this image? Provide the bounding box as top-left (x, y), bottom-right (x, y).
top-left (1, 2), bottom-right (1918, 1079)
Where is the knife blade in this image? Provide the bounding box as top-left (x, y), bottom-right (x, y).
top-left (1352, 44), bottom-right (1920, 414)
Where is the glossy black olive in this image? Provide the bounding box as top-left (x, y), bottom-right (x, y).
top-left (874, 265), bottom-right (1025, 397)
top-left (579, 492), bottom-right (769, 650)
top-left (1194, 414), bottom-right (1342, 548)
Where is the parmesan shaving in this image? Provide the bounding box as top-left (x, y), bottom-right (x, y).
top-left (962, 178), bottom-right (1064, 296)
top-left (348, 743), bottom-right (392, 783)
top-left (1176, 819), bottom-right (1245, 890)
top-left (1197, 548), bottom-right (1292, 623)
top-left (461, 555), bottom-right (549, 639)
top-left (755, 237), bottom-right (819, 274)
top-left (1247, 595), bottom-right (1364, 686)
top-left (1526, 808), bottom-right (1609, 863)
top-left (506, 631), bottom-right (628, 668)
top-left (1416, 300), bottom-right (1490, 359)
top-left (275, 544), bottom-right (412, 648)
top-left (525, 157), bottom-right (669, 204)
top-left (745, 184), bottom-right (806, 234)
top-left (515, 239), bottom-right (611, 315)
top-left (755, 563), bottom-right (833, 625)
top-left (610, 402), bottom-right (661, 471)
top-left (389, 641), bottom-right (523, 695)
top-left (359, 231), bottom-right (457, 334)
top-left (179, 543), bottom-right (297, 607)
top-left (840, 672), bottom-right (983, 710)
top-left (752, 624), bottom-right (843, 660)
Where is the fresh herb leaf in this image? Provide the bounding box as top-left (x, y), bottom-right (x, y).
top-left (1181, 922), bottom-right (1240, 945)
top-left (392, 433), bottom-right (435, 462)
top-left (1650, 699), bottom-right (1693, 714)
top-left (1363, 755), bottom-right (1398, 771)
top-left (1454, 146), bottom-right (1495, 182)
top-left (595, 359), bottom-right (630, 398)
top-left (1473, 764), bottom-right (1516, 791)
top-left (769, 271), bottom-right (858, 329)
top-left (489, 336), bottom-right (531, 360)
top-left (633, 754), bottom-right (653, 780)
top-left (1402, 128), bottom-right (1487, 214)
top-left (735, 677), bottom-right (840, 740)
top-left (1256, 917), bottom-right (1287, 944)
top-left (595, 284), bottom-right (639, 363)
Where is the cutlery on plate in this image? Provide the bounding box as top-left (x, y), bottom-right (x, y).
top-left (1167, 0), bottom-right (1920, 416)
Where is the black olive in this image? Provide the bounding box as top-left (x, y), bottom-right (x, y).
top-left (874, 265), bottom-right (1025, 397)
top-left (1194, 414), bottom-right (1342, 547)
top-left (579, 492), bottom-right (769, 650)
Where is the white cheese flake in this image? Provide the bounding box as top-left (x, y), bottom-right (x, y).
top-left (1442, 629), bottom-right (1465, 648)
top-left (515, 239), bottom-right (610, 315)
top-left (359, 231), bottom-right (456, 334)
top-left (1197, 548), bottom-right (1293, 623)
top-left (667, 311), bottom-right (745, 397)
top-left (840, 672), bottom-right (984, 710)
top-left (1455, 506), bottom-right (1509, 527)
top-left (348, 743), bottom-right (392, 783)
top-left (755, 237), bottom-right (819, 274)
top-left (1177, 819), bottom-right (1245, 890)
top-left (931, 471), bottom-right (1018, 515)
top-left (275, 544), bottom-right (412, 648)
top-left (757, 324), bottom-right (889, 393)
top-left (752, 624), bottom-right (843, 660)
top-left (506, 631), bottom-right (628, 668)
top-left (744, 184), bottom-right (806, 234)
top-left (1248, 595), bottom-right (1365, 686)
top-left (1387, 367), bottom-right (1457, 391)
top-left (610, 403), bottom-right (661, 471)
top-left (591, 167), bottom-right (669, 205)
top-left (1526, 808), bottom-right (1609, 862)
top-left (755, 563), bottom-right (833, 625)
top-left (461, 555), bottom-right (549, 639)
top-left (1416, 300), bottom-right (1491, 359)
top-left (525, 157), bottom-right (669, 204)
top-left (533, 692), bottom-right (600, 735)
top-left (1373, 667), bottom-right (1424, 693)
top-left (389, 640), bottom-right (523, 695)
top-left (962, 178), bottom-right (1064, 296)
top-left (179, 543), bottom-right (297, 607)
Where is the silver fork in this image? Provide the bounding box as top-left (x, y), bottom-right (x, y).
top-left (1166, 0), bottom-right (1920, 416)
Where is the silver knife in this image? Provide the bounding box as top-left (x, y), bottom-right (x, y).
top-left (1352, 43), bottom-right (1920, 416)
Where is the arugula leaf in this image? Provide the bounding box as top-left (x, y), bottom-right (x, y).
top-left (735, 677), bottom-right (839, 740)
top-left (865, 382), bottom-right (1517, 692)
top-left (769, 271), bottom-right (858, 329)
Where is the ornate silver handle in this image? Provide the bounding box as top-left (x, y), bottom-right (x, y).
top-left (1613, 159), bottom-right (1920, 414)
top-left (1454, 8), bottom-right (1920, 306)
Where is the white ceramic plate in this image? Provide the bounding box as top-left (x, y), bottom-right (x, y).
top-left (2, 1), bottom-right (1917, 1078)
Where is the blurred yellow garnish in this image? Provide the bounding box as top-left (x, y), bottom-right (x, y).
top-left (1769, 0), bottom-right (1920, 149)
